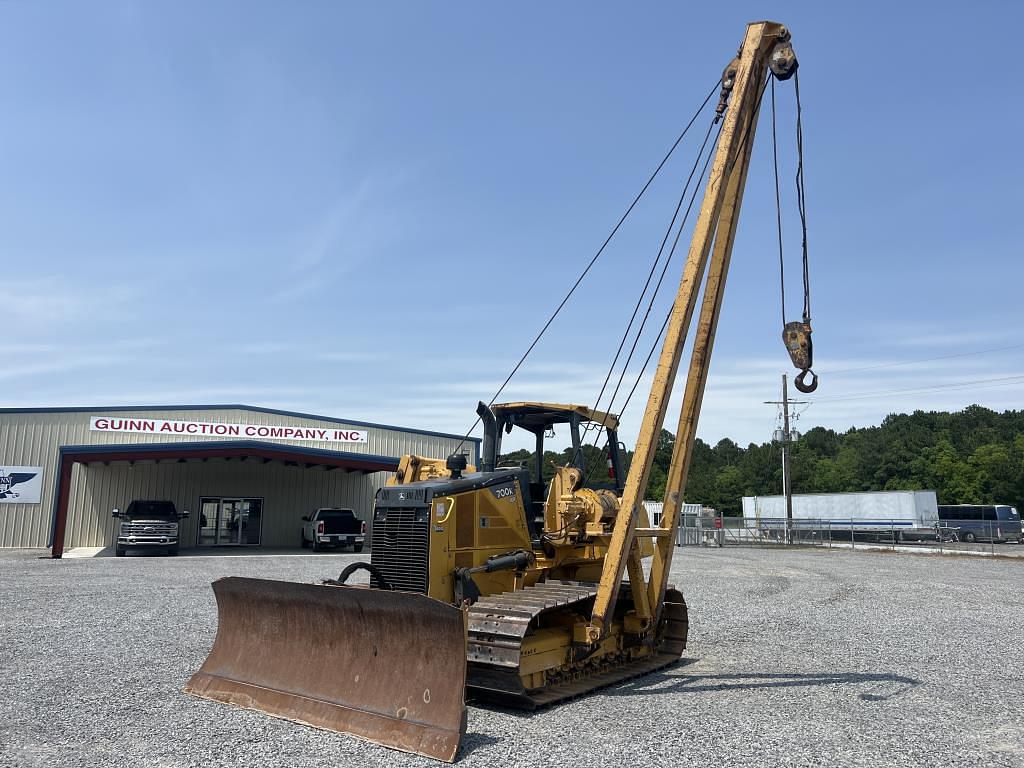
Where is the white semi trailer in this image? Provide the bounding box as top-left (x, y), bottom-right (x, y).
top-left (742, 490), bottom-right (939, 542)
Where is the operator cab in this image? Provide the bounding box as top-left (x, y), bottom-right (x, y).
top-left (477, 401), bottom-right (625, 543)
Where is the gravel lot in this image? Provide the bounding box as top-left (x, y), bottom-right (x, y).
top-left (1, 547), bottom-right (1022, 768)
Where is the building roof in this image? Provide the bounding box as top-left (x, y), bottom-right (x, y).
top-left (0, 403), bottom-right (480, 444)
top-left (59, 440), bottom-right (399, 473)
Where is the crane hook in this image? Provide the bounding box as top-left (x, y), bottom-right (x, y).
top-left (782, 320), bottom-right (818, 393)
top-left (794, 368), bottom-right (818, 394)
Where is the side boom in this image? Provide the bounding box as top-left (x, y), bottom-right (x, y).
top-left (588, 20), bottom-right (796, 639)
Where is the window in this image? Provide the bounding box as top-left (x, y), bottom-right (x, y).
top-left (125, 500), bottom-right (177, 518)
top-left (317, 509), bottom-right (354, 522)
top-left (997, 506), bottom-right (1021, 521)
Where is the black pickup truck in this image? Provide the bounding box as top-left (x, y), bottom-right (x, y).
top-left (113, 500), bottom-right (189, 556)
top-left (300, 507), bottom-right (366, 552)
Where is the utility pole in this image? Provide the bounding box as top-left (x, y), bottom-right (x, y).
top-left (766, 374), bottom-right (807, 544)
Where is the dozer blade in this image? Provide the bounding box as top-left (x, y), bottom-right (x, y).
top-left (184, 577), bottom-right (468, 762)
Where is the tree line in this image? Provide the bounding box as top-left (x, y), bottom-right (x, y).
top-left (497, 405), bottom-right (1024, 516)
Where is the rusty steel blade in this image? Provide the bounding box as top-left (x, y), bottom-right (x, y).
top-left (184, 577), bottom-right (467, 762)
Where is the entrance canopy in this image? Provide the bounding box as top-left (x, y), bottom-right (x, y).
top-left (50, 440), bottom-right (400, 558)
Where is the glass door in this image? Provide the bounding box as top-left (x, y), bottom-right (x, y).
top-left (197, 497), bottom-right (263, 546)
top-left (239, 499), bottom-right (262, 545)
top-left (218, 499), bottom-right (243, 545)
top-left (198, 499), bottom-right (219, 546)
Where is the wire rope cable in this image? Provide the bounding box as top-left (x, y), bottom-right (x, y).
top-left (608, 74), bottom-right (772, 427)
top-left (579, 120), bottom-right (722, 481)
top-left (600, 121), bottom-right (722, 425)
top-left (453, 81), bottom-right (722, 453)
top-left (579, 73), bottom-right (773, 483)
top-left (794, 70), bottom-right (811, 322)
top-left (771, 76), bottom-right (786, 326)
top-left (575, 117), bottom-right (720, 455)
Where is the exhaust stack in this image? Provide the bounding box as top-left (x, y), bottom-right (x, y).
top-left (476, 401), bottom-right (497, 473)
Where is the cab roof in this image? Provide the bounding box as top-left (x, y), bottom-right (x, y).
top-left (491, 402), bottom-right (619, 432)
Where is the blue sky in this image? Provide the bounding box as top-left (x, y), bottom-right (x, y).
top-left (1, 2), bottom-right (1022, 451)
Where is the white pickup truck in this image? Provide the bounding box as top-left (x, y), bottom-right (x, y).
top-left (301, 507), bottom-right (366, 552)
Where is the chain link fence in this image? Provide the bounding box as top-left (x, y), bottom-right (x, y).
top-left (675, 515), bottom-right (1024, 555)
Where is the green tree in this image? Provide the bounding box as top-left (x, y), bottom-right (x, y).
top-left (498, 406), bottom-right (1024, 513)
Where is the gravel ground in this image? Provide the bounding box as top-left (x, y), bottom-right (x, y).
top-left (1, 547), bottom-right (1022, 768)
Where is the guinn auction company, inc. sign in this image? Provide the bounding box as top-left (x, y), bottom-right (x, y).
top-left (90, 417), bottom-right (368, 444)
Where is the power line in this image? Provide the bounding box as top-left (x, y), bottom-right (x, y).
top-left (811, 373), bottom-right (1024, 403)
top-left (820, 342), bottom-right (1024, 377)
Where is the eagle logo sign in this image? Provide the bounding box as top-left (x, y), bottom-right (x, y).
top-left (0, 470), bottom-right (39, 499)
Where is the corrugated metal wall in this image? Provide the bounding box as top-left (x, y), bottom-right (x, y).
top-left (0, 407), bottom-right (478, 549)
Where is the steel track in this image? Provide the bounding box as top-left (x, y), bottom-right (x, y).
top-left (465, 580), bottom-right (688, 709)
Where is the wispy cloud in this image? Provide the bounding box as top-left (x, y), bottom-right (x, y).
top-left (90, 387), bottom-right (315, 404)
top-left (234, 342), bottom-right (296, 356)
top-left (0, 354), bottom-right (121, 382)
top-left (314, 350), bottom-right (378, 363)
top-left (0, 278), bottom-right (154, 336)
top-left (270, 172), bottom-right (412, 305)
top-left (232, 343), bottom-right (377, 363)
top-left (267, 275), bottom-right (326, 305)
top-left (1, 279), bottom-right (89, 327)
top-left (292, 182), bottom-right (373, 272)
top-left (0, 337), bottom-right (165, 383)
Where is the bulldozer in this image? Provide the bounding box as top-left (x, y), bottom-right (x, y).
top-left (185, 20), bottom-right (814, 762)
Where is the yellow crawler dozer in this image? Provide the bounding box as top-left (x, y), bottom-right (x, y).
top-left (185, 20), bottom-right (814, 762)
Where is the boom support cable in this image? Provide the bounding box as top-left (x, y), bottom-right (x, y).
top-left (586, 119), bottom-right (722, 435)
top-left (576, 117), bottom-right (720, 452)
top-left (587, 74), bottom-right (773, 470)
top-left (577, 70), bottom-right (780, 485)
top-left (578, 116), bottom-right (725, 483)
top-left (454, 81), bottom-right (721, 452)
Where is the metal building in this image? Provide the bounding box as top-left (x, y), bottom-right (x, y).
top-left (0, 405), bottom-right (479, 557)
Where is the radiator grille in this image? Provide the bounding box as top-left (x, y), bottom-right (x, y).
top-left (370, 507), bottom-right (429, 594)
top-left (120, 522), bottom-right (178, 536)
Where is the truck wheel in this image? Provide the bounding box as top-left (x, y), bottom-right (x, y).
top-left (312, 540), bottom-right (321, 553)
top-left (353, 544), bottom-right (364, 553)
top-left (301, 534), bottom-right (310, 549)
top-left (963, 531), bottom-right (977, 543)
top-left (115, 546), bottom-right (126, 557)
